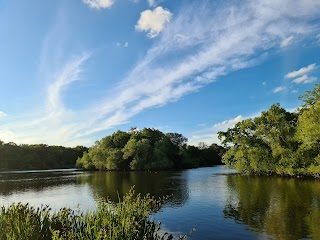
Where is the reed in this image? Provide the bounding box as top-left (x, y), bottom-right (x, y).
top-left (0, 188), bottom-right (184, 240)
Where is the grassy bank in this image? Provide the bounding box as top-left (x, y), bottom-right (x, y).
top-left (0, 189), bottom-right (183, 240)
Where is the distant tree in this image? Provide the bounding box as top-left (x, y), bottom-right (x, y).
top-left (0, 141), bottom-right (87, 171)
top-left (198, 142), bottom-right (209, 150)
top-left (166, 133), bottom-right (188, 148)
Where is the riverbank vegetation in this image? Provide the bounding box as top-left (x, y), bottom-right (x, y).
top-left (0, 189), bottom-right (182, 240)
top-left (218, 84), bottom-right (320, 177)
top-left (76, 128), bottom-right (225, 171)
top-left (0, 142), bottom-right (87, 171)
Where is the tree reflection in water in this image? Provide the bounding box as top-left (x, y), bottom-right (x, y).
top-left (224, 175), bottom-right (320, 240)
top-left (80, 170), bottom-right (189, 207)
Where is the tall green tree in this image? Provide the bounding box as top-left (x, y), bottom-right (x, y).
top-left (219, 84), bottom-right (320, 177)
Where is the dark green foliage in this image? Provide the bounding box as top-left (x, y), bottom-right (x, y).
top-left (77, 128), bottom-right (225, 171)
top-left (0, 189), bottom-right (184, 240)
top-left (0, 143), bottom-right (87, 171)
top-left (218, 84), bottom-right (320, 177)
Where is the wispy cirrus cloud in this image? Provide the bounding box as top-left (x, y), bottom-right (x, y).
top-left (47, 53), bottom-right (90, 112)
top-left (0, 111), bottom-right (6, 119)
top-left (1, 0), bottom-right (320, 146)
top-left (83, 0), bottom-right (114, 9)
top-left (292, 75), bottom-right (317, 84)
top-left (147, 0), bottom-right (163, 7)
top-left (0, 54), bottom-right (92, 146)
top-left (285, 63), bottom-right (317, 84)
top-left (285, 63), bottom-right (316, 78)
top-left (273, 86), bottom-right (287, 93)
top-left (280, 36), bottom-right (294, 48)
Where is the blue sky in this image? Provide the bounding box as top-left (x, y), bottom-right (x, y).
top-left (0, 0), bottom-right (319, 147)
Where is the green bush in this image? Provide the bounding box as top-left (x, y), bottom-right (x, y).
top-left (0, 189), bottom-right (184, 240)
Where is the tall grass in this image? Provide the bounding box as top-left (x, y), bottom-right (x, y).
top-left (0, 188), bottom-right (183, 240)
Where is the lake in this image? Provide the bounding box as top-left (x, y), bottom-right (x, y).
top-left (0, 166), bottom-right (319, 239)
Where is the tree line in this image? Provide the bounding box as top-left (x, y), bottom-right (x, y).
top-left (0, 141), bottom-right (87, 171)
top-left (218, 83), bottom-right (320, 177)
top-left (77, 128), bottom-right (225, 171)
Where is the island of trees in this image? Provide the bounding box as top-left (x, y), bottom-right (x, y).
top-left (218, 83), bottom-right (320, 178)
top-left (76, 128), bottom-right (225, 171)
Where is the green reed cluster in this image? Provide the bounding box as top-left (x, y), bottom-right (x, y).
top-left (0, 189), bottom-right (183, 240)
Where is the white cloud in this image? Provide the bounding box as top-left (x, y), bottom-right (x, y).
top-left (188, 113), bottom-right (259, 146)
top-left (0, 111), bottom-right (6, 119)
top-left (2, 0), bottom-right (320, 146)
top-left (116, 41), bottom-right (129, 47)
top-left (285, 63), bottom-right (317, 84)
top-left (135, 6), bottom-right (172, 38)
top-left (291, 89), bottom-right (298, 93)
top-left (187, 130), bottom-right (221, 147)
top-left (49, 1), bottom-right (320, 143)
top-left (285, 63), bottom-right (317, 78)
top-left (273, 86), bottom-right (286, 93)
top-left (147, 0), bottom-right (162, 7)
top-left (280, 36), bottom-right (294, 47)
top-left (47, 53), bottom-right (90, 112)
top-left (213, 115), bottom-right (244, 130)
top-left (316, 34), bottom-right (320, 43)
top-left (292, 75), bottom-right (317, 84)
top-left (148, 0), bottom-right (155, 7)
top-left (83, 0), bottom-right (114, 9)
top-left (0, 54), bottom-right (92, 147)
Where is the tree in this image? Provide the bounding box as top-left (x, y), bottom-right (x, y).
top-left (295, 84), bottom-right (320, 176)
top-left (298, 83), bottom-right (320, 109)
top-left (218, 105), bottom-right (298, 175)
top-left (198, 142), bottom-right (208, 150)
top-left (218, 83), bottom-right (320, 177)
top-left (106, 149), bottom-right (125, 170)
top-left (297, 84), bottom-right (320, 146)
top-left (166, 133), bottom-right (188, 148)
top-left (77, 128), bottom-right (225, 171)
top-left (124, 139), bottom-right (152, 170)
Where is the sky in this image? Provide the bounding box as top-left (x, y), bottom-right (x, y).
top-left (0, 0), bottom-right (320, 147)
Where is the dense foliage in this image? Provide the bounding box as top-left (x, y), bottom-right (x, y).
top-left (218, 84), bottom-right (320, 177)
top-left (77, 128), bottom-right (225, 171)
top-left (0, 142), bottom-right (87, 171)
top-left (0, 188), bottom-right (184, 240)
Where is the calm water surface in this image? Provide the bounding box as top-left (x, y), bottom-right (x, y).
top-left (1, 166), bottom-right (320, 239)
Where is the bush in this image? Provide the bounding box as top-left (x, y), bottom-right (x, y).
top-left (0, 188), bottom-right (184, 240)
